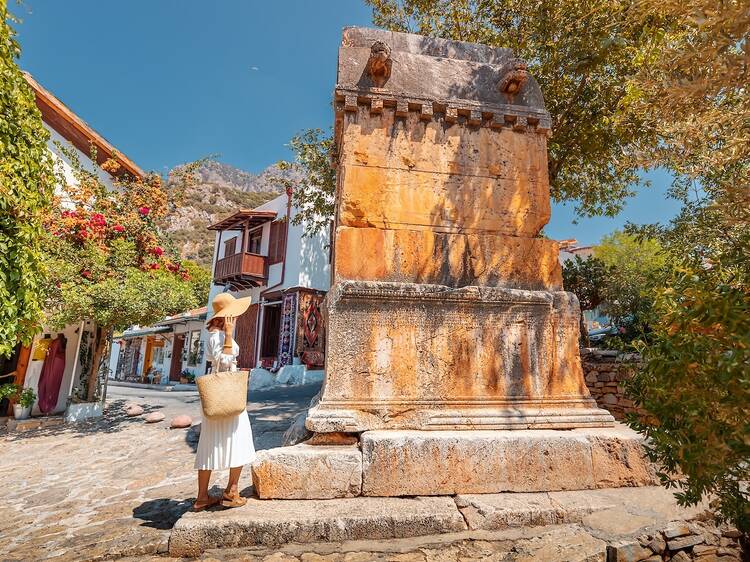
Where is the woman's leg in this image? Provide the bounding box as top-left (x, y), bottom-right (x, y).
top-left (194, 469), bottom-right (212, 507)
top-left (225, 466), bottom-right (243, 495)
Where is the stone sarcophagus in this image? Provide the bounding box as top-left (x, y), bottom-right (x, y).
top-left (306, 28), bottom-right (614, 433)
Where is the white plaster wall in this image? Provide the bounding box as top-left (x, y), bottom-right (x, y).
top-left (174, 319), bottom-right (208, 376)
top-left (25, 322), bottom-right (92, 415)
top-left (215, 229), bottom-right (243, 261)
top-left (107, 339), bottom-right (120, 379)
top-left (45, 125), bottom-right (116, 207)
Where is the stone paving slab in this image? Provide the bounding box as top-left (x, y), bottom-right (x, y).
top-left (169, 496), bottom-right (468, 557)
top-left (129, 525), bottom-right (609, 561)
top-left (167, 486), bottom-right (714, 559)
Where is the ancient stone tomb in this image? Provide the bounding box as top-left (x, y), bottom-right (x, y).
top-left (251, 27), bottom-right (657, 500)
top-left (305, 27), bottom-right (614, 433)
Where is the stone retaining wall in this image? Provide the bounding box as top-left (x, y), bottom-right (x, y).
top-left (610, 519), bottom-right (743, 561)
top-left (581, 348), bottom-right (646, 421)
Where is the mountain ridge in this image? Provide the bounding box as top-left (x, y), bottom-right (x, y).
top-left (164, 161), bottom-right (302, 266)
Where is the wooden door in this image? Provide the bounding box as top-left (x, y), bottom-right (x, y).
top-left (142, 338), bottom-right (154, 382)
top-left (169, 334), bottom-right (185, 381)
top-left (235, 303), bottom-right (259, 369)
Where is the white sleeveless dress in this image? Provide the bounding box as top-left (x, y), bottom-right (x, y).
top-left (194, 331), bottom-right (256, 470)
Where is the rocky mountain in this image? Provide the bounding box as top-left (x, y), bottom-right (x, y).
top-left (164, 161), bottom-right (303, 267)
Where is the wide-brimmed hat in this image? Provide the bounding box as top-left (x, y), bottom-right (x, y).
top-left (207, 293), bottom-right (252, 324)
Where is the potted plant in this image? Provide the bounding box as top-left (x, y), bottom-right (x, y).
top-left (0, 384), bottom-right (36, 420)
top-left (15, 387), bottom-right (36, 419)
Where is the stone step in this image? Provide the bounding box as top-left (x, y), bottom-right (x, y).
top-left (251, 423), bottom-right (656, 500)
top-left (169, 496), bottom-right (466, 557)
top-left (168, 486), bottom-right (711, 558)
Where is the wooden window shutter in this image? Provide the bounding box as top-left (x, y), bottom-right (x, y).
top-left (269, 221), bottom-right (287, 264)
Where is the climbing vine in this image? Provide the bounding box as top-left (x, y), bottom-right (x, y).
top-left (0, 3), bottom-right (56, 357)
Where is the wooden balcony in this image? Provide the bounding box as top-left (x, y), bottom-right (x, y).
top-left (214, 252), bottom-right (267, 289)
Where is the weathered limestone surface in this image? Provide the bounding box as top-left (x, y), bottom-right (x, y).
top-left (359, 425), bottom-right (656, 496)
top-left (338, 162), bottom-right (550, 236)
top-left (334, 226), bottom-right (563, 290)
top-left (307, 282), bottom-right (612, 432)
top-left (454, 491), bottom-right (613, 530)
top-left (339, 109), bottom-right (549, 179)
top-left (251, 444), bottom-right (362, 499)
top-left (169, 496), bottom-right (467, 557)
top-left (305, 27), bottom-right (614, 433)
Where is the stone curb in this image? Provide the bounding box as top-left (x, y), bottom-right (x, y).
top-left (169, 496), bottom-right (466, 557)
top-left (167, 486), bottom-right (729, 559)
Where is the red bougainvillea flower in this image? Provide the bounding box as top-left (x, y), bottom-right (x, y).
top-left (166, 263), bottom-right (179, 273)
top-left (113, 224), bottom-right (125, 233)
top-left (81, 270), bottom-right (92, 279)
top-left (138, 206), bottom-right (151, 216)
top-left (61, 210), bottom-right (78, 218)
top-left (90, 213), bottom-right (106, 227)
top-left (148, 263), bottom-right (160, 270)
top-left (150, 246), bottom-right (164, 256)
top-left (78, 227), bottom-right (89, 239)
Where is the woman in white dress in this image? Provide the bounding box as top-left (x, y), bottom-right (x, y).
top-left (193, 293), bottom-right (256, 511)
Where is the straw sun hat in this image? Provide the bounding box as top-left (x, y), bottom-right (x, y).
top-left (207, 293), bottom-right (252, 325)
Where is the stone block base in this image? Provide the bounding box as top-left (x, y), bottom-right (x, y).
top-left (251, 444), bottom-right (361, 499)
top-left (250, 424), bottom-right (656, 499)
top-left (361, 426), bottom-right (657, 496)
top-left (309, 281), bottom-right (614, 432)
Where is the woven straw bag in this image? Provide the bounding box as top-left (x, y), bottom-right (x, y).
top-left (196, 371), bottom-right (249, 420)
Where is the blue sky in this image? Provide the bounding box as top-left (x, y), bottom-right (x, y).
top-left (11, 0), bottom-right (680, 245)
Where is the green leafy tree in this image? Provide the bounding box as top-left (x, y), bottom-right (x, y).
top-left (561, 255), bottom-right (610, 346)
top-left (619, 0), bottom-right (750, 532)
top-left (43, 150), bottom-right (201, 401)
top-left (275, 128), bottom-right (336, 237)
top-left (0, 4), bottom-right (56, 356)
top-left (182, 259), bottom-right (212, 306)
top-left (367, 0), bottom-right (665, 217)
top-left (593, 231), bottom-right (667, 339)
top-left (627, 267), bottom-right (750, 532)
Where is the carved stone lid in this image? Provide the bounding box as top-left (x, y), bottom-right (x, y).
top-left (336, 27), bottom-right (547, 117)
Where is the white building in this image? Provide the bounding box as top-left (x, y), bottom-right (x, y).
top-left (203, 190), bottom-right (330, 376)
top-left (0, 73), bottom-right (144, 421)
top-left (112, 307), bottom-right (208, 385)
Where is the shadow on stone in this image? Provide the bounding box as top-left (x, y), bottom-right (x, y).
top-left (133, 498), bottom-right (193, 530)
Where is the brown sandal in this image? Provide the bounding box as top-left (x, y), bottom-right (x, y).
top-left (192, 495), bottom-right (221, 512)
top-left (221, 490), bottom-right (247, 508)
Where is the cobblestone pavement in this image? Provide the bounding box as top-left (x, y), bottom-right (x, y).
top-left (0, 383), bottom-right (320, 562)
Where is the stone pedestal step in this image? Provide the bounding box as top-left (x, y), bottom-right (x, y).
top-left (251, 423), bottom-right (656, 499)
top-left (168, 486), bottom-right (711, 558)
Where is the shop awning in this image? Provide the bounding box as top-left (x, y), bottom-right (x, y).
top-left (121, 326), bottom-right (170, 339)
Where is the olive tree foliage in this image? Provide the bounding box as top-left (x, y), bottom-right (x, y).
top-left (274, 129), bottom-right (336, 237)
top-left (561, 255), bottom-right (609, 346)
top-left (367, 0), bottom-right (663, 217)
top-left (0, 3), bottom-right (56, 357)
top-left (562, 232), bottom-right (666, 345)
top-left (620, 0), bottom-right (750, 532)
top-left (593, 231), bottom-right (667, 339)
